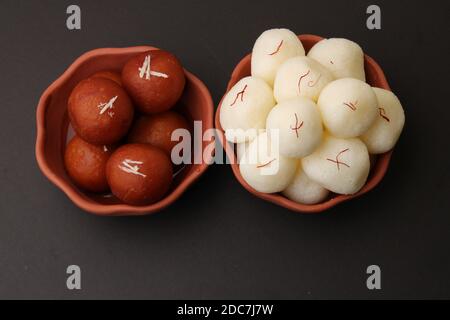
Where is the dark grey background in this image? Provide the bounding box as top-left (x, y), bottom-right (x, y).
top-left (0, 0), bottom-right (449, 299)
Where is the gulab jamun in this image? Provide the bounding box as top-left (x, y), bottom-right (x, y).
top-left (64, 135), bottom-right (114, 193)
top-left (68, 77), bottom-right (134, 145)
top-left (106, 144), bottom-right (173, 205)
top-left (91, 70), bottom-right (122, 86)
top-left (127, 111), bottom-right (190, 156)
top-left (121, 50), bottom-right (186, 114)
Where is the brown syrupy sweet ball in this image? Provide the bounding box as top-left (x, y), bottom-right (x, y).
top-left (64, 135), bottom-right (115, 193)
top-left (91, 70), bottom-right (122, 86)
top-left (68, 77), bottom-right (134, 145)
top-left (106, 144), bottom-right (173, 205)
top-left (127, 111), bottom-right (190, 156)
top-left (121, 50), bottom-right (186, 114)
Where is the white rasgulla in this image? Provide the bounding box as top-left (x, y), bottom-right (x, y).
top-left (274, 56), bottom-right (334, 102)
top-left (318, 78), bottom-right (378, 138)
top-left (361, 87), bottom-right (405, 154)
top-left (220, 76), bottom-right (275, 143)
top-left (251, 28), bottom-right (305, 87)
top-left (301, 135), bottom-right (370, 195)
top-left (282, 165), bottom-right (329, 204)
top-left (307, 38), bottom-right (365, 81)
top-left (239, 132), bottom-right (298, 193)
top-left (266, 97), bottom-right (323, 158)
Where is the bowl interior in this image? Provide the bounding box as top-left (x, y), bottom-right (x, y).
top-left (215, 34), bottom-right (393, 213)
top-left (36, 47), bottom-right (213, 215)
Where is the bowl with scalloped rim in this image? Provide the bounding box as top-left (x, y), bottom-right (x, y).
top-left (215, 34), bottom-right (393, 213)
top-left (36, 46), bottom-right (214, 216)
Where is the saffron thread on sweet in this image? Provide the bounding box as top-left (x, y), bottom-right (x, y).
top-left (343, 100), bottom-right (358, 111)
top-left (257, 158), bottom-right (276, 168)
top-left (326, 148), bottom-right (350, 171)
top-left (230, 84), bottom-right (248, 107)
top-left (298, 70), bottom-right (311, 94)
top-left (290, 113), bottom-right (304, 138)
top-left (379, 107), bottom-right (390, 122)
top-left (268, 40), bottom-right (284, 55)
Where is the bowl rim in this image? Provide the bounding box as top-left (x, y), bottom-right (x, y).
top-left (215, 34), bottom-right (394, 213)
top-left (36, 46), bottom-right (214, 216)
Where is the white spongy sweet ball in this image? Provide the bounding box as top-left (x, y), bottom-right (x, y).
top-left (220, 76), bottom-right (275, 143)
top-left (318, 78), bottom-right (378, 138)
top-left (301, 135), bottom-right (370, 195)
top-left (251, 28), bottom-right (305, 87)
top-left (274, 56), bottom-right (334, 102)
top-left (239, 132), bottom-right (298, 193)
top-left (307, 38), bottom-right (365, 81)
top-left (282, 166), bottom-right (329, 204)
top-left (361, 87), bottom-right (405, 154)
top-left (266, 97), bottom-right (323, 158)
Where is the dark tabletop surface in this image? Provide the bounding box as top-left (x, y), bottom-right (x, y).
top-left (0, 0), bottom-right (449, 299)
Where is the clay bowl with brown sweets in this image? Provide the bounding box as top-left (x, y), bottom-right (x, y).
top-left (36, 46), bottom-right (214, 216)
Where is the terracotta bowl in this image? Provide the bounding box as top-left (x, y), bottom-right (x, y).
top-left (36, 46), bottom-right (214, 216)
top-left (215, 34), bottom-right (393, 213)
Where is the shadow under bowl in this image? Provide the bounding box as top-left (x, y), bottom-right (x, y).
top-left (36, 46), bottom-right (214, 216)
top-left (215, 34), bottom-right (393, 213)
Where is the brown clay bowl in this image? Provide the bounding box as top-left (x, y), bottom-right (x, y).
top-left (215, 34), bottom-right (393, 213)
top-left (36, 46), bottom-right (214, 216)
